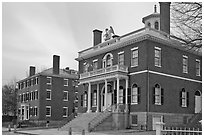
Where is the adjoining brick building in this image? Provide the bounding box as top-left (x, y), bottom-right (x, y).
top-left (17, 55), bottom-right (79, 123)
top-left (74, 3), bottom-right (202, 131)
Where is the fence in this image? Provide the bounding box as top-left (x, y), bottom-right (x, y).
top-left (155, 122), bottom-right (202, 135)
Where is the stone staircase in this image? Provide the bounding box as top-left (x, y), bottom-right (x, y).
top-left (60, 112), bottom-right (103, 132)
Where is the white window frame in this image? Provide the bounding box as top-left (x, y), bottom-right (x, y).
top-left (35, 90), bottom-right (38, 100)
top-left (92, 59), bottom-right (98, 70)
top-left (36, 77), bottom-right (38, 85)
top-left (196, 59), bottom-right (200, 76)
top-left (46, 106), bottom-right (51, 117)
top-left (181, 91), bottom-right (187, 108)
top-left (119, 88), bottom-right (123, 104)
top-left (34, 106), bottom-right (37, 116)
top-left (131, 84), bottom-right (138, 104)
top-left (155, 47), bottom-right (161, 67)
top-left (131, 47), bottom-right (138, 67)
top-left (155, 86), bottom-right (161, 105)
top-left (63, 107), bottom-right (68, 117)
top-left (47, 77), bottom-right (52, 85)
top-left (64, 79), bottom-right (69, 86)
top-left (92, 92), bottom-right (97, 107)
top-left (118, 51), bottom-right (124, 66)
top-left (63, 91), bottom-right (69, 101)
top-left (84, 93), bottom-right (87, 107)
top-left (183, 55), bottom-right (188, 73)
top-left (46, 89), bottom-right (51, 100)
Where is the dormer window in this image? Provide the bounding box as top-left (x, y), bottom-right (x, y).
top-left (155, 21), bottom-right (159, 30)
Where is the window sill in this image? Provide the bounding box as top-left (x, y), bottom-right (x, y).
top-left (46, 115), bottom-right (51, 117)
top-left (155, 65), bottom-right (161, 68)
top-left (131, 103), bottom-right (138, 105)
top-left (46, 99), bottom-right (51, 101)
top-left (63, 100), bottom-right (68, 101)
top-left (63, 116), bottom-right (67, 118)
top-left (131, 65), bottom-right (138, 68)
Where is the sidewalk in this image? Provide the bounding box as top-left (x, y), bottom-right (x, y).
top-left (14, 128), bottom-right (156, 135)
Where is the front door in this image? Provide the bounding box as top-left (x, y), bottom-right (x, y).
top-left (152, 116), bottom-right (162, 130)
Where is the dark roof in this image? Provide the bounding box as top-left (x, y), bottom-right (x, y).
top-left (18, 68), bottom-right (78, 83)
top-left (142, 13), bottom-right (160, 23)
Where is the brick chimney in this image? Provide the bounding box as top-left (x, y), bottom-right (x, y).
top-left (29, 66), bottom-right (35, 77)
top-left (53, 55), bottom-right (60, 75)
top-left (93, 29), bottom-right (102, 46)
top-left (159, 2), bottom-right (171, 34)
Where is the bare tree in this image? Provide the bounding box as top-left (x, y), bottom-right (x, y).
top-left (170, 2), bottom-right (202, 50)
top-left (2, 80), bottom-right (18, 124)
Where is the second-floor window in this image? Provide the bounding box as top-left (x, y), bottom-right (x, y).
top-left (93, 59), bottom-right (98, 70)
top-left (131, 47), bottom-right (138, 67)
top-left (47, 77), bottom-right (52, 85)
top-left (196, 59), bottom-right (200, 76)
top-left (46, 89), bottom-right (51, 100)
top-left (103, 53), bottom-right (113, 68)
top-left (153, 84), bottom-right (164, 105)
top-left (155, 47), bottom-right (161, 67)
top-left (83, 62), bottom-right (89, 73)
top-left (183, 55), bottom-right (188, 73)
top-left (63, 91), bottom-right (68, 101)
top-left (118, 52), bottom-right (124, 66)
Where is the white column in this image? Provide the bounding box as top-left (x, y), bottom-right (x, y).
top-left (125, 78), bottom-right (128, 111)
top-left (104, 79), bottom-right (108, 110)
top-left (117, 77), bottom-right (120, 110)
top-left (87, 83), bottom-right (92, 113)
top-left (96, 83), bottom-right (100, 112)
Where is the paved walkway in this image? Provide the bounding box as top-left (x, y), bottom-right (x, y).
top-left (3, 127), bottom-right (156, 135)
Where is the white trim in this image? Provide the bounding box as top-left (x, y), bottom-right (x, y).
top-left (129, 70), bottom-right (202, 83)
top-left (149, 70), bottom-right (202, 83)
top-left (63, 91), bottom-right (69, 101)
top-left (129, 70), bottom-right (148, 75)
top-left (196, 59), bottom-right (201, 77)
top-left (46, 89), bottom-right (51, 100)
top-left (183, 55), bottom-right (188, 58)
top-left (63, 107), bottom-right (68, 117)
top-left (46, 106), bottom-right (51, 117)
top-left (47, 76), bottom-right (52, 85)
top-left (34, 106), bottom-right (37, 116)
top-left (118, 51), bottom-right (124, 55)
top-left (155, 46), bottom-right (161, 50)
top-left (93, 59), bottom-right (98, 62)
top-left (131, 47), bottom-right (138, 51)
top-left (64, 78), bottom-right (69, 86)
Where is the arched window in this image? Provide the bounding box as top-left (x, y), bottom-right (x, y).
top-left (153, 84), bottom-right (163, 105)
top-left (147, 22), bottom-right (151, 28)
top-left (154, 21), bottom-right (159, 30)
top-left (180, 88), bottom-right (189, 107)
top-left (103, 53), bottom-right (113, 68)
top-left (195, 90), bottom-right (201, 96)
top-left (132, 84), bottom-right (140, 104)
top-left (83, 62), bottom-right (89, 73)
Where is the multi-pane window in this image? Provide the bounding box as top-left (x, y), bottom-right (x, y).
top-left (132, 84), bottom-right (140, 104)
top-left (83, 62), bottom-right (89, 73)
top-left (155, 21), bottom-right (159, 30)
top-left (63, 107), bottom-right (68, 117)
top-left (155, 47), bottom-right (161, 67)
top-left (131, 47), bottom-right (138, 67)
top-left (47, 77), bottom-right (52, 85)
top-left (119, 87), bottom-right (123, 104)
top-left (93, 59), bottom-right (98, 70)
top-left (180, 88), bottom-right (189, 108)
top-left (118, 52), bottom-right (124, 66)
top-left (64, 79), bottom-right (68, 86)
top-left (34, 106), bottom-right (38, 116)
top-left (196, 59), bottom-right (200, 76)
top-left (131, 115), bottom-right (138, 125)
top-left (63, 91), bottom-right (68, 101)
top-left (153, 84), bottom-right (164, 105)
top-left (35, 90), bottom-right (38, 100)
top-left (92, 92), bottom-right (97, 107)
top-left (36, 77), bottom-right (39, 85)
top-left (46, 89), bottom-right (51, 100)
top-left (84, 93), bottom-right (87, 107)
top-left (106, 55), bottom-right (112, 67)
top-left (46, 106), bottom-right (51, 117)
top-left (183, 55), bottom-right (188, 73)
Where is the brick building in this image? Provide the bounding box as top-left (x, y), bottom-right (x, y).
top-left (17, 55), bottom-right (79, 123)
top-left (73, 3), bottom-right (202, 131)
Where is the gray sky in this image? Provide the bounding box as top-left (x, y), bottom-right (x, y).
top-left (2, 2), bottom-right (157, 85)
